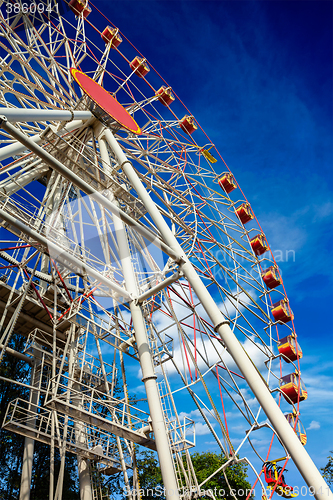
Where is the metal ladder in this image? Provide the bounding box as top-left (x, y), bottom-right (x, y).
top-left (158, 380), bottom-right (195, 498)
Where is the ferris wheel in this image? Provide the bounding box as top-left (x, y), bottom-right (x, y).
top-left (0, 1), bottom-right (330, 500)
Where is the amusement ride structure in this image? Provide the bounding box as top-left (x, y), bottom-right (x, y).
top-left (0, 1), bottom-right (331, 499)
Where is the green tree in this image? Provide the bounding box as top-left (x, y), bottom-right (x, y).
top-left (321, 453), bottom-right (333, 486)
top-left (134, 450), bottom-right (253, 500)
top-left (30, 444), bottom-right (79, 500)
top-left (0, 334), bottom-right (80, 500)
top-left (190, 451), bottom-right (252, 499)
top-left (135, 451), bottom-right (163, 495)
top-left (0, 334), bottom-right (29, 499)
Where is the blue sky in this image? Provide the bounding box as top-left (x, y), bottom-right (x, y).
top-left (90, 0), bottom-right (333, 493)
top-left (1, 0), bottom-right (330, 495)
top-left (0, 0), bottom-right (332, 495)
top-left (95, 0), bottom-right (333, 465)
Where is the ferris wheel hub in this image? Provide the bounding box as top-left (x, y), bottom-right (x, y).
top-left (70, 68), bottom-right (141, 134)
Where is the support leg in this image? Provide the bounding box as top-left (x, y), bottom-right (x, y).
top-left (103, 128), bottom-right (332, 500)
top-left (98, 136), bottom-right (180, 500)
top-left (19, 348), bottom-right (42, 500)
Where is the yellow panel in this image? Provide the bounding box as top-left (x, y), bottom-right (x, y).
top-left (202, 149), bottom-right (218, 163)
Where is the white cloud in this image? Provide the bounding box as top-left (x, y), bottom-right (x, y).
top-left (195, 422), bottom-right (213, 436)
top-left (178, 407), bottom-right (217, 438)
top-left (231, 425), bottom-right (246, 433)
top-left (301, 373), bottom-right (333, 409)
top-left (152, 281), bottom-right (268, 385)
top-left (306, 420), bottom-right (320, 431)
top-left (179, 407), bottom-right (216, 424)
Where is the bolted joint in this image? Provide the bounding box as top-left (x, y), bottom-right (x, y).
top-left (214, 319), bottom-right (230, 332)
top-left (118, 336), bottom-right (136, 353)
top-left (141, 374), bottom-right (157, 383)
top-left (139, 417), bottom-right (153, 436)
top-left (0, 115), bottom-right (8, 126)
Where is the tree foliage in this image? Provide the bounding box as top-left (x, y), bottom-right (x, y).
top-left (0, 334), bottom-right (79, 499)
top-left (135, 451), bottom-right (163, 495)
top-left (321, 452), bottom-right (333, 486)
top-left (0, 337), bottom-right (253, 500)
top-left (134, 450), bottom-right (253, 500)
top-left (0, 334), bottom-right (29, 499)
top-left (190, 451), bottom-right (252, 499)
top-left (29, 444), bottom-right (79, 500)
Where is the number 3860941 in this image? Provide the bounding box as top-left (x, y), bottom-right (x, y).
top-left (6, 2), bottom-right (59, 14)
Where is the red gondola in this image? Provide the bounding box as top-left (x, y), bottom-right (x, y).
top-left (285, 411), bottom-right (307, 445)
top-left (272, 299), bottom-right (294, 323)
top-left (280, 372), bottom-right (307, 404)
top-left (235, 203), bottom-right (254, 224)
top-left (69, 0), bottom-right (91, 18)
top-left (218, 173), bottom-right (237, 194)
top-left (155, 86), bottom-right (175, 106)
top-left (250, 233), bottom-right (268, 256)
top-left (261, 265), bottom-right (282, 289)
top-left (278, 335), bottom-right (302, 363)
top-left (101, 27), bottom-right (122, 48)
top-left (263, 460), bottom-right (297, 498)
top-left (179, 115), bottom-right (197, 135)
top-left (129, 57), bottom-right (150, 78)
top-left (263, 462), bottom-right (276, 488)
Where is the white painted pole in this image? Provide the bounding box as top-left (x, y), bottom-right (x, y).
top-left (77, 456), bottom-right (93, 500)
top-left (0, 165), bottom-right (49, 198)
top-left (73, 381), bottom-right (93, 500)
top-left (0, 108), bottom-right (92, 123)
top-left (0, 118), bottom-right (178, 261)
top-left (98, 136), bottom-right (180, 500)
top-left (0, 207), bottom-right (131, 300)
top-left (103, 128), bottom-right (333, 500)
top-left (19, 349), bottom-right (42, 500)
top-left (19, 438), bottom-right (34, 500)
top-left (0, 119), bottom-right (86, 162)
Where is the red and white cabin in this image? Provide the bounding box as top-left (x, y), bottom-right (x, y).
top-left (250, 233), bottom-right (268, 256)
top-left (280, 372), bottom-right (307, 404)
top-left (285, 412), bottom-right (307, 446)
top-left (179, 115), bottom-right (197, 135)
top-left (69, 0), bottom-right (91, 18)
top-left (278, 334), bottom-right (302, 362)
top-left (261, 265), bottom-right (282, 289)
top-left (272, 299), bottom-right (294, 323)
top-left (235, 202), bottom-right (254, 224)
top-left (218, 173), bottom-right (237, 194)
top-left (129, 57), bottom-right (150, 78)
top-left (155, 86), bottom-right (175, 106)
top-left (101, 27), bottom-right (122, 48)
